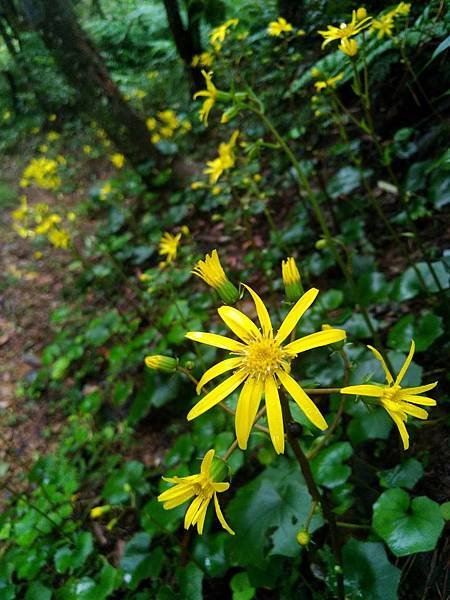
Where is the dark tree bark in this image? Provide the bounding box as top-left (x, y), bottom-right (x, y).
top-left (162, 0), bottom-right (203, 93)
top-left (19, 0), bottom-right (161, 177)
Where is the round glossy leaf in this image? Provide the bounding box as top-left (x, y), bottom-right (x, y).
top-left (373, 489), bottom-right (444, 556)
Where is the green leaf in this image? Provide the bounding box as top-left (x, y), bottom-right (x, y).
top-left (231, 572), bottom-right (256, 600)
top-left (55, 532), bottom-right (93, 574)
top-left (326, 166), bottom-right (366, 198)
top-left (391, 261), bottom-right (449, 301)
top-left (379, 459), bottom-right (424, 490)
top-left (388, 313), bottom-right (443, 352)
top-left (311, 442), bottom-right (353, 489)
top-left (226, 461), bottom-right (322, 566)
top-left (102, 461), bottom-right (149, 504)
top-left (373, 489), bottom-right (444, 556)
top-left (343, 539), bottom-right (401, 600)
top-left (431, 34), bottom-right (450, 60)
top-left (193, 533), bottom-right (228, 577)
top-left (120, 533), bottom-right (163, 589)
top-left (347, 407), bottom-right (392, 445)
top-left (25, 581), bottom-right (52, 600)
top-left (177, 562), bottom-right (204, 600)
top-left (440, 501), bottom-right (450, 520)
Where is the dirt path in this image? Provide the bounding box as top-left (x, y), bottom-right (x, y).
top-left (0, 175), bottom-right (69, 481)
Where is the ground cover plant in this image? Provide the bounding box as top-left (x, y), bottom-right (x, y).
top-left (0, 0), bottom-right (449, 598)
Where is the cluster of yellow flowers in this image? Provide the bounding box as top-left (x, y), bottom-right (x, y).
top-left (204, 130), bottom-right (239, 184)
top-left (318, 3), bottom-right (411, 56)
top-left (146, 252), bottom-right (437, 536)
top-left (146, 109), bottom-right (191, 144)
top-left (109, 153), bottom-right (125, 169)
top-left (20, 157), bottom-right (63, 190)
top-left (371, 2), bottom-right (411, 39)
top-left (11, 196), bottom-right (72, 249)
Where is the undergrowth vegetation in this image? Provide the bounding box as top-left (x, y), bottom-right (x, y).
top-left (0, 0), bottom-right (449, 598)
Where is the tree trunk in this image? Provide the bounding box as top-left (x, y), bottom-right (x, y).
top-left (19, 0), bottom-right (161, 178)
top-left (162, 0), bottom-right (203, 93)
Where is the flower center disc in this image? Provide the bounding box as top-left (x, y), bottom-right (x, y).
top-left (241, 338), bottom-right (285, 379)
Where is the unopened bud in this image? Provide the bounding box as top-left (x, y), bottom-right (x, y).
top-left (315, 239), bottom-right (327, 250)
top-left (296, 530), bottom-right (310, 546)
top-left (145, 355), bottom-right (178, 373)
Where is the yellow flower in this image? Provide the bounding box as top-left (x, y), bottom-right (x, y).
top-left (268, 17), bottom-right (293, 37)
top-left (146, 117), bottom-right (157, 131)
top-left (371, 14), bottom-right (395, 38)
top-left (110, 153), bottom-right (125, 169)
top-left (204, 131), bottom-right (239, 184)
top-left (83, 145), bottom-right (92, 155)
top-left (160, 126), bottom-right (174, 139)
top-left (48, 114), bottom-right (57, 121)
top-left (151, 133), bottom-right (161, 144)
top-left (159, 232), bottom-right (181, 263)
top-left (35, 214), bottom-right (61, 234)
top-left (314, 73), bottom-right (344, 92)
top-left (191, 181), bottom-right (205, 190)
top-left (20, 157), bottom-right (61, 190)
top-left (318, 10), bottom-right (372, 48)
top-left (47, 227), bottom-right (71, 249)
top-left (209, 18), bottom-right (239, 50)
top-left (212, 186), bottom-right (222, 196)
top-left (158, 449), bottom-right (234, 535)
top-left (180, 225), bottom-right (190, 235)
top-left (192, 249), bottom-right (239, 304)
top-left (392, 2), bottom-right (411, 16)
top-left (158, 109), bottom-right (179, 130)
top-left (193, 71), bottom-right (218, 126)
top-left (186, 286), bottom-right (346, 454)
top-left (100, 182), bottom-right (112, 200)
top-left (191, 52), bottom-right (213, 67)
top-left (296, 530), bottom-right (311, 546)
top-left (47, 131), bottom-right (60, 141)
top-left (339, 38), bottom-right (358, 56)
top-left (282, 257), bottom-right (303, 302)
top-left (39, 144), bottom-right (48, 153)
top-left (341, 341), bottom-right (437, 450)
top-left (145, 355), bottom-right (178, 373)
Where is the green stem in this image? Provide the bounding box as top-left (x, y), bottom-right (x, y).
top-left (251, 102), bottom-right (382, 350)
top-left (280, 395), bottom-right (345, 600)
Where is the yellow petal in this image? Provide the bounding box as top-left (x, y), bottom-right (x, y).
top-left (386, 409), bottom-right (409, 450)
top-left (277, 370), bottom-right (327, 430)
top-left (196, 357), bottom-right (242, 393)
top-left (284, 329), bottom-right (346, 355)
top-left (340, 384), bottom-right (385, 397)
top-left (235, 377), bottom-right (263, 450)
top-left (184, 495), bottom-right (203, 529)
top-left (242, 284), bottom-right (272, 337)
top-left (162, 490), bottom-right (196, 510)
top-left (400, 382), bottom-right (437, 396)
top-left (275, 288), bottom-right (319, 344)
top-left (214, 493), bottom-right (235, 535)
top-left (213, 482), bottom-right (230, 493)
top-left (187, 371), bottom-right (247, 420)
top-left (395, 339), bottom-right (415, 385)
top-left (201, 449), bottom-right (215, 476)
top-left (194, 499), bottom-right (210, 534)
top-left (367, 345), bottom-right (394, 385)
top-left (399, 394), bottom-right (436, 406)
top-left (218, 306), bottom-right (260, 341)
top-left (186, 331), bottom-right (245, 352)
top-left (264, 377), bottom-right (284, 454)
top-left (400, 402), bottom-right (429, 420)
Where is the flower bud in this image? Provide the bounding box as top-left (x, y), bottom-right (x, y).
top-left (90, 505), bottom-right (111, 519)
top-left (192, 250), bottom-right (239, 304)
top-left (296, 530), bottom-right (310, 546)
top-left (315, 239), bottom-right (327, 250)
top-left (145, 355), bottom-right (178, 373)
top-left (356, 7), bottom-right (367, 20)
top-left (282, 257), bottom-right (304, 302)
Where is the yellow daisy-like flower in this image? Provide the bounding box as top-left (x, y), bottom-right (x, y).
top-left (204, 130), bottom-right (239, 184)
top-left (341, 341), bottom-right (437, 450)
top-left (268, 17), bottom-right (293, 37)
top-left (192, 249), bottom-right (239, 304)
top-left (186, 286), bottom-right (346, 454)
top-left (193, 70), bottom-right (218, 125)
top-left (191, 52), bottom-right (213, 67)
top-left (158, 449), bottom-right (234, 535)
top-left (371, 14), bottom-right (395, 39)
top-left (209, 18), bottom-right (239, 51)
top-left (159, 232), bottom-right (182, 263)
top-left (318, 10), bottom-right (372, 48)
